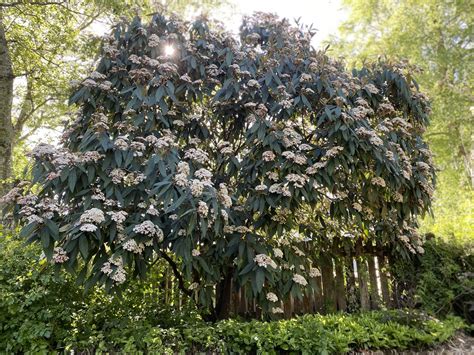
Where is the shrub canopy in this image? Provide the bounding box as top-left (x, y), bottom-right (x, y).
top-left (3, 12), bottom-right (435, 316)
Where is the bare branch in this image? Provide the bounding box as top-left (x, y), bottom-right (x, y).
top-left (158, 250), bottom-right (193, 297)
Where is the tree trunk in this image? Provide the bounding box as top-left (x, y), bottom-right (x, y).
top-left (0, 13), bottom-right (15, 204)
top-left (320, 255), bottom-right (337, 313)
top-left (357, 257), bottom-right (370, 311)
top-left (334, 258), bottom-right (347, 312)
top-left (313, 274), bottom-right (323, 313)
top-left (378, 255), bottom-right (391, 307)
top-left (367, 256), bottom-right (380, 310)
top-left (215, 267), bottom-right (233, 320)
top-left (345, 257), bottom-right (358, 312)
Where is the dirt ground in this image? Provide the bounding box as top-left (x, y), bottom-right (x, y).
top-left (351, 332), bottom-right (474, 354)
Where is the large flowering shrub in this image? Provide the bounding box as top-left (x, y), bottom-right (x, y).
top-left (2, 12), bottom-right (435, 318)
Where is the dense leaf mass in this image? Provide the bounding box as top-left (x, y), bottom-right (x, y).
top-left (3, 12), bottom-right (435, 314)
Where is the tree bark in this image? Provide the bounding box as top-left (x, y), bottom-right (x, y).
top-left (378, 255), bottom-right (391, 307)
top-left (345, 257), bottom-right (359, 312)
top-left (367, 256), bottom-right (380, 310)
top-left (0, 13), bottom-right (14, 203)
top-left (215, 267), bottom-right (233, 320)
top-left (334, 258), bottom-right (347, 312)
top-left (320, 255), bottom-right (337, 313)
top-left (357, 257), bottom-right (370, 311)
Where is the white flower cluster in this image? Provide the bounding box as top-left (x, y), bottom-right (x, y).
top-left (192, 249), bottom-right (201, 257)
top-left (122, 239), bottom-right (146, 254)
top-left (174, 161), bottom-right (190, 187)
top-left (80, 208), bottom-right (105, 224)
top-left (352, 202), bottom-right (363, 212)
top-left (133, 220), bottom-right (164, 241)
top-left (271, 208), bottom-right (290, 223)
top-left (101, 257), bottom-right (126, 284)
top-left (184, 148), bottom-right (209, 164)
top-left (148, 33), bottom-right (160, 47)
top-left (218, 183), bottom-right (232, 208)
top-left (130, 141), bottom-right (146, 156)
top-left (255, 184), bottom-right (268, 192)
top-left (282, 128), bottom-right (302, 148)
top-left (266, 292), bottom-right (278, 302)
top-left (110, 169), bottom-right (126, 184)
top-left (393, 192), bottom-right (404, 203)
top-left (218, 141), bottom-right (233, 155)
top-left (190, 179), bottom-right (205, 197)
top-left (155, 130), bottom-right (178, 150)
top-left (324, 146), bottom-right (344, 158)
top-left (146, 205), bottom-right (159, 216)
top-left (371, 177), bottom-right (386, 187)
top-left (306, 161), bottom-right (327, 175)
top-left (114, 137), bottom-right (129, 150)
top-left (262, 151), bottom-right (276, 162)
top-left (271, 307), bottom-right (284, 314)
top-left (80, 151), bottom-right (104, 163)
top-left (364, 83), bottom-right (379, 94)
top-left (194, 168), bottom-right (213, 182)
top-left (299, 73), bottom-right (312, 83)
top-left (281, 151), bottom-right (306, 165)
top-left (197, 201), bottom-right (209, 217)
top-left (269, 183), bottom-right (291, 197)
top-left (286, 174), bottom-right (308, 188)
top-left (266, 171), bottom-right (279, 181)
top-left (254, 254), bottom-right (277, 269)
top-left (247, 79), bottom-right (260, 88)
top-left (107, 210), bottom-right (128, 224)
top-left (309, 267), bottom-right (321, 278)
top-left (80, 223), bottom-right (98, 232)
top-left (292, 274), bottom-right (308, 286)
top-left (52, 247), bottom-right (69, 264)
top-left (355, 127), bottom-right (384, 147)
top-left (109, 169), bottom-right (145, 186)
top-left (273, 248), bottom-right (283, 258)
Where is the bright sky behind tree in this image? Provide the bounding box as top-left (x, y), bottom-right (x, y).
top-left (226, 0), bottom-right (347, 46)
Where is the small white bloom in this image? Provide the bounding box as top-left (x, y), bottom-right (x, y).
top-left (266, 292), bottom-right (278, 302)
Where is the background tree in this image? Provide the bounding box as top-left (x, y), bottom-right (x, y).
top-left (331, 0), bottom-right (473, 238)
top-left (3, 12), bottom-right (435, 320)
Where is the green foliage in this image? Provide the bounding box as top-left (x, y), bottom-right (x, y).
top-left (390, 237), bottom-right (474, 323)
top-left (0, 229), bottom-right (197, 352)
top-left (333, 0), bottom-right (474, 240)
top-left (0, 230), bottom-right (79, 352)
top-left (4, 10), bottom-right (436, 317)
top-left (0, 232), bottom-right (466, 352)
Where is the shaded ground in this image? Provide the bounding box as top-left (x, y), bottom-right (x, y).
top-left (352, 332), bottom-right (474, 354)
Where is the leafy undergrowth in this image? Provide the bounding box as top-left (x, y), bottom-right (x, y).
top-left (58, 310), bottom-right (464, 354)
top-left (0, 235), bottom-right (467, 354)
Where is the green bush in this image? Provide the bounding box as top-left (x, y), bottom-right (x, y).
top-left (0, 232), bottom-right (80, 352)
top-left (391, 236), bottom-right (474, 324)
top-left (0, 232), bottom-right (467, 353)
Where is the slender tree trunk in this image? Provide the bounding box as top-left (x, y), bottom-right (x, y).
top-left (313, 274), bottom-right (323, 313)
top-left (215, 267), bottom-right (233, 320)
top-left (367, 256), bottom-right (380, 310)
top-left (0, 13), bottom-right (14, 204)
top-left (345, 257), bottom-right (358, 312)
top-left (334, 258), bottom-right (347, 312)
top-left (357, 256), bottom-right (370, 311)
top-left (320, 255), bottom-right (337, 313)
top-left (378, 255), bottom-right (391, 307)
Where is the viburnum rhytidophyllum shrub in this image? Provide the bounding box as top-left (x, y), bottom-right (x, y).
top-left (2, 12), bottom-right (435, 318)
